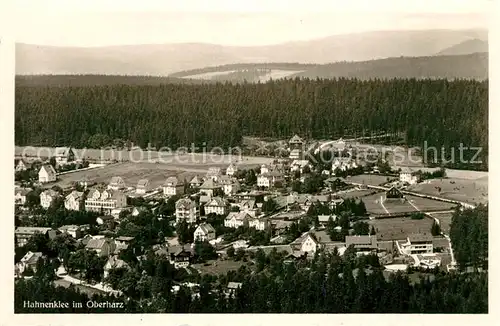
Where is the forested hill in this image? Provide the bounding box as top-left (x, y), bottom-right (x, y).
top-left (15, 78), bottom-right (488, 168)
top-left (168, 53), bottom-right (488, 82)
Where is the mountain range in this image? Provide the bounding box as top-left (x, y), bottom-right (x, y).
top-left (16, 29), bottom-right (488, 77)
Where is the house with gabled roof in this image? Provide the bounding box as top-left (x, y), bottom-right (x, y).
top-left (54, 147), bottom-right (75, 165)
top-left (163, 176), bottom-right (184, 196)
top-left (175, 198), bottom-right (198, 223)
top-left (290, 159), bottom-right (311, 174)
top-left (345, 235), bottom-right (378, 252)
top-left (85, 188), bottom-right (127, 215)
top-left (399, 167), bottom-right (422, 185)
top-left (189, 175), bottom-right (204, 188)
top-left (40, 189), bottom-right (60, 209)
top-left (85, 237), bottom-right (116, 257)
top-left (64, 190), bottom-right (84, 211)
top-left (15, 227), bottom-right (52, 247)
top-left (194, 223), bottom-right (216, 242)
top-left (383, 186), bottom-right (405, 202)
top-left (204, 196), bottom-right (229, 216)
top-left (38, 164), bottom-right (56, 183)
top-left (58, 224), bottom-right (84, 239)
top-left (257, 170), bottom-right (284, 188)
top-left (16, 251), bottom-right (44, 274)
top-left (15, 159), bottom-right (31, 172)
top-left (200, 178), bottom-right (222, 197)
top-left (400, 233), bottom-right (434, 255)
top-left (136, 179), bottom-right (150, 194)
top-left (103, 255), bottom-right (130, 279)
top-left (15, 188), bottom-right (31, 205)
top-left (108, 176), bottom-right (126, 190)
top-left (226, 163), bottom-right (238, 176)
top-left (219, 175), bottom-right (241, 196)
top-left (224, 212), bottom-right (251, 229)
top-left (248, 217), bottom-right (270, 231)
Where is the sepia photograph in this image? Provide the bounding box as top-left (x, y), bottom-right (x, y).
top-left (3, 0), bottom-right (492, 318)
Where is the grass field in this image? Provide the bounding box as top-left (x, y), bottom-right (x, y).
top-left (54, 278), bottom-right (106, 296)
top-left (407, 177), bottom-right (488, 205)
top-left (47, 162), bottom-right (198, 190)
top-left (337, 189), bottom-right (379, 199)
top-left (345, 174), bottom-right (396, 186)
top-left (368, 217), bottom-right (433, 241)
top-left (362, 192), bottom-right (417, 215)
top-left (406, 195), bottom-right (458, 212)
top-left (431, 212), bottom-right (454, 235)
top-left (191, 259), bottom-right (246, 275)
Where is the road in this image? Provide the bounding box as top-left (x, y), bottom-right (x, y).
top-left (55, 266), bottom-right (122, 296)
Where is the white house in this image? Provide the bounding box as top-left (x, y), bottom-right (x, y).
top-left (248, 217), bottom-right (270, 231)
top-left (226, 163), bottom-right (238, 176)
top-left (84, 188), bottom-right (127, 215)
top-left (399, 168), bottom-right (422, 185)
top-left (64, 190), bottom-right (84, 211)
top-left (40, 189), bottom-right (60, 209)
top-left (221, 178), bottom-right (241, 196)
top-left (108, 176), bottom-right (126, 190)
top-left (400, 233), bottom-right (434, 255)
top-left (239, 199), bottom-right (260, 217)
top-left (257, 171), bottom-right (284, 188)
top-left (38, 164), bottom-right (56, 183)
top-left (260, 164), bottom-right (270, 174)
top-left (58, 224), bottom-right (83, 239)
top-left (15, 188), bottom-right (31, 205)
top-left (332, 158), bottom-right (358, 173)
top-left (204, 197), bottom-right (229, 216)
top-left (163, 176), bottom-right (185, 196)
top-left (224, 212), bottom-right (251, 228)
top-left (103, 255), bottom-right (129, 279)
top-left (54, 147), bottom-right (75, 165)
top-left (136, 179), bottom-right (150, 194)
top-left (194, 223), bottom-right (216, 242)
top-left (300, 233), bottom-right (320, 253)
top-left (175, 198), bottom-right (198, 224)
top-left (289, 134), bottom-right (304, 159)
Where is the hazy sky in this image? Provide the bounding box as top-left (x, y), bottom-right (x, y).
top-left (14, 0), bottom-right (490, 47)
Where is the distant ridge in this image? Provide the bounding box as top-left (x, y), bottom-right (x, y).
top-left (16, 29), bottom-right (487, 76)
top-left (436, 39), bottom-right (488, 56)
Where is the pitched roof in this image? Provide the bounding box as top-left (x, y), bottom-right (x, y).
top-left (115, 236), bottom-right (135, 242)
top-left (206, 167), bottom-right (222, 175)
top-left (289, 134), bottom-right (304, 144)
top-left (15, 226), bottom-right (52, 235)
top-left (41, 189), bottom-right (60, 197)
top-left (196, 223), bottom-right (216, 234)
top-left (291, 160), bottom-right (310, 167)
top-left (206, 196), bottom-right (228, 207)
top-left (200, 178), bottom-right (220, 189)
top-left (39, 164), bottom-right (56, 177)
top-left (21, 251), bottom-right (43, 264)
top-left (176, 198), bottom-right (196, 209)
top-left (164, 176), bottom-right (182, 186)
top-left (189, 175), bottom-right (203, 184)
top-left (225, 211), bottom-right (251, 221)
top-left (86, 237), bottom-right (111, 250)
top-left (58, 224), bottom-right (80, 232)
top-left (66, 190), bottom-right (84, 200)
top-left (15, 188), bottom-right (32, 196)
top-left (227, 282), bottom-right (242, 289)
top-left (104, 255), bottom-right (129, 270)
top-left (137, 179), bottom-right (149, 188)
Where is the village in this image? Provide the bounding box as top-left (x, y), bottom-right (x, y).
top-left (14, 135), bottom-right (486, 298)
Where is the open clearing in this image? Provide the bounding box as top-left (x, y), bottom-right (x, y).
top-left (337, 189), bottom-right (379, 199)
top-left (405, 195), bottom-right (458, 212)
top-left (368, 217), bottom-right (433, 241)
top-left (345, 174), bottom-right (396, 186)
top-left (191, 259), bottom-right (246, 275)
top-left (362, 192), bottom-right (417, 215)
top-left (47, 162), bottom-right (200, 190)
top-left (407, 177), bottom-right (488, 205)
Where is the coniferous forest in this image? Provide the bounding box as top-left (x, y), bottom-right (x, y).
top-left (15, 78), bottom-right (488, 168)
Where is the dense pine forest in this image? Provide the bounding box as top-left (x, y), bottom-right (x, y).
top-left (15, 78), bottom-right (488, 167)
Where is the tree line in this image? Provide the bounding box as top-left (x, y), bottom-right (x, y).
top-left (15, 78), bottom-right (487, 169)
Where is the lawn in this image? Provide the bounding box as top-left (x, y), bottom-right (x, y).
top-left (368, 217), bottom-right (433, 241)
top-left (345, 174), bottom-right (397, 186)
top-left (407, 177), bottom-right (488, 205)
top-left (405, 195), bottom-right (458, 212)
top-left (191, 259), bottom-right (246, 275)
top-left (54, 278), bottom-right (106, 296)
top-left (431, 212), bottom-right (454, 235)
top-left (362, 192), bottom-right (417, 215)
top-left (337, 189), bottom-right (379, 199)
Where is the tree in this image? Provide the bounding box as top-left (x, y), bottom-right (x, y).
top-left (262, 198), bottom-right (278, 214)
top-left (353, 221), bottom-right (370, 235)
top-left (176, 220), bottom-right (193, 244)
top-left (431, 220), bottom-right (441, 236)
top-left (227, 246), bottom-right (235, 258)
